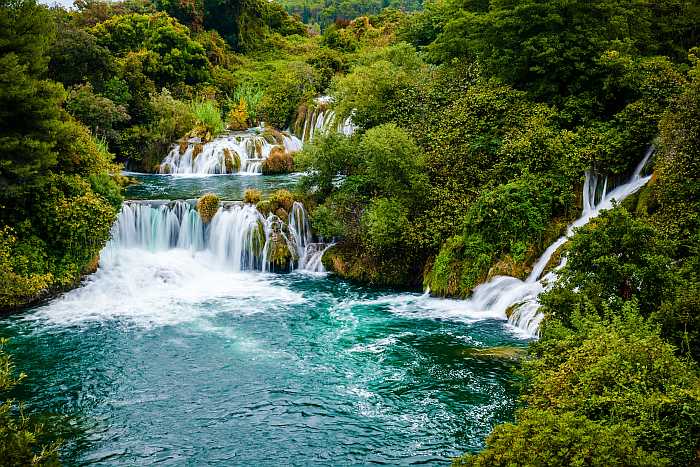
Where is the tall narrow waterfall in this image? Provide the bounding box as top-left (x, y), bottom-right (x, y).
top-left (107, 200), bottom-right (328, 273)
top-left (461, 149), bottom-right (654, 337)
top-left (159, 129), bottom-right (302, 175)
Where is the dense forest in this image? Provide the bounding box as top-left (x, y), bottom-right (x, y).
top-left (0, 0), bottom-right (698, 463)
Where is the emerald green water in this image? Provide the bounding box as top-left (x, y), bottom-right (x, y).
top-left (125, 172), bottom-right (300, 200)
top-left (1, 175), bottom-right (525, 465)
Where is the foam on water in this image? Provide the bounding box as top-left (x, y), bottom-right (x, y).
top-left (26, 248), bottom-right (305, 328)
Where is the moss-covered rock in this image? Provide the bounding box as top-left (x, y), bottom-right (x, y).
top-left (197, 193), bottom-right (220, 223)
top-left (178, 140), bottom-right (189, 154)
top-left (262, 147), bottom-right (294, 175)
top-left (322, 243), bottom-right (424, 289)
top-left (275, 208), bottom-right (289, 222)
top-left (269, 189), bottom-right (294, 211)
top-left (256, 199), bottom-right (273, 216)
top-left (192, 143), bottom-right (204, 161)
top-left (487, 254), bottom-right (531, 280)
top-left (265, 218), bottom-right (298, 272)
top-left (223, 148), bottom-right (241, 173)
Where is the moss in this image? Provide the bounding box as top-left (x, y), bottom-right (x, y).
top-left (487, 254), bottom-right (530, 280)
top-left (269, 189), bottom-right (294, 211)
top-left (540, 242), bottom-right (569, 278)
top-left (275, 208), bottom-right (289, 222)
top-left (223, 148), bottom-right (241, 173)
top-left (262, 127), bottom-right (284, 144)
top-left (261, 147), bottom-right (294, 174)
top-left (265, 219), bottom-right (297, 272)
top-left (197, 193), bottom-right (220, 223)
top-left (322, 243), bottom-right (424, 289)
top-left (256, 199), bottom-right (273, 216)
top-left (244, 188), bottom-right (262, 204)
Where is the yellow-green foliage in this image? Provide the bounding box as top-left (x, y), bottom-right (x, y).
top-left (256, 199), bottom-right (273, 216)
top-left (269, 189), bottom-right (294, 211)
top-left (0, 339), bottom-right (61, 465)
top-left (227, 99), bottom-right (248, 130)
top-left (244, 188), bottom-right (262, 204)
top-left (197, 193), bottom-right (220, 223)
top-left (0, 228), bottom-right (52, 309)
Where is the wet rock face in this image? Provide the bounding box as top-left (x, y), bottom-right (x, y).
top-left (265, 216), bottom-right (298, 272)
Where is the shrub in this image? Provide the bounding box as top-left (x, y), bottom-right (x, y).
top-left (243, 188), bottom-right (261, 204)
top-left (358, 123), bottom-right (428, 203)
top-left (261, 147), bottom-right (294, 174)
top-left (197, 193), bottom-right (220, 223)
top-left (269, 189), bottom-right (294, 211)
top-left (361, 197), bottom-right (409, 251)
top-left (189, 100), bottom-right (225, 139)
top-left (226, 99), bottom-right (248, 130)
top-left (65, 83), bottom-right (130, 148)
top-left (310, 204), bottom-right (346, 239)
top-left (256, 199), bottom-right (273, 216)
top-left (454, 410), bottom-right (667, 467)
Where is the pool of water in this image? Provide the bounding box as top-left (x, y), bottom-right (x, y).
top-left (2, 173), bottom-right (526, 465)
top-left (124, 173), bottom-right (301, 200)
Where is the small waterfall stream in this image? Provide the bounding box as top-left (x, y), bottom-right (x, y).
top-left (108, 200), bottom-right (328, 272)
top-left (461, 149), bottom-right (654, 337)
top-left (295, 96), bottom-right (356, 142)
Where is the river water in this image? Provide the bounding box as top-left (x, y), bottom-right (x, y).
top-left (1, 174), bottom-right (525, 465)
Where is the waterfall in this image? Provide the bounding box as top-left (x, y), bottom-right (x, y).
top-left (458, 149), bottom-right (654, 337)
top-left (297, 96), bottom-right (356, 143)
top-left (159, 129), bottom-right (302, 175)
top-left (107, 199), bottom-right (331, 273)
top-left (288, 201), bottom-right (332, 273)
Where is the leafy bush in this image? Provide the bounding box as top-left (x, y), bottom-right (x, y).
top-left (454, 410), bottom-right (667, 467)
top-left (197, 193), bottom-right (220, 223)
top-left (261, 148), bottom-right (294, 174)
top-left (189, 100), bottom-right (225, 139)
top-left (269, 189), bottom-right (294, 212)
top-left (244, 188), bottom-right (262, 204)
top-left (361, 197), bottom-right (410, 252)
top-left (296, 132), bottom-right (360, 197)
top-left (256, 62), bottom-right (319, 129)
top-left (358, 123), bottom-right (427, 203)
top-left (65, 83), bottom-right (130, 148)
top-left (310, 204), bottom-right (346, 239)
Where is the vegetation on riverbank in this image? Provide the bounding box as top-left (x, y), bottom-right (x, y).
top-left (1, 0), bottom-right (698, 464)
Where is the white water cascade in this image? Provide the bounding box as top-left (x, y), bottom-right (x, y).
top-left (296, 96), bottom-right (356, 142)
top-left (107, 200), bottom-right (328, 273)
top-left (461, 149), bottom-right (655, 337)
top-left (159, 129), bottom-right (303, 175)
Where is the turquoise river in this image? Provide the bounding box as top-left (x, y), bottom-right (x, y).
top-left (0, 174), bottom-right (527, 465)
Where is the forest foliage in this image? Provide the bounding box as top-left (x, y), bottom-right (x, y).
top-left (0, 0), bottom-right (698, 464)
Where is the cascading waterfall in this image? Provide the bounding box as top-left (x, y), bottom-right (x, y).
top-left (460, 149), bottom-right (655, 337)
top-left (297, 96), bottom-right (356, 142)
top-left (288, 201), bottom-right (331, 272)
top-left (107, 199), bottom-right (329, 273)
top-left (159, 129), bottom-right (302, 175)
